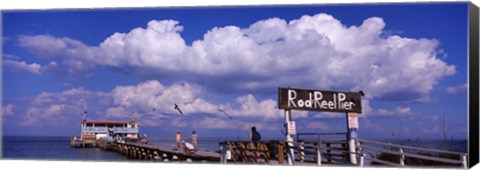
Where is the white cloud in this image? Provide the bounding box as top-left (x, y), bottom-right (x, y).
top-left (2, 104), bottom-right (15, 116)
top-left (226, 94), bottom-right (283, 118)
top-left (44, 104), bottom-right (65, 117)
top-left (446, 83), bottom-right (468, 95)
top-left (3, 60), bottom-right (42, 75)
top-left (21, 80), bottom-right (284, 126)
top-left (17, 13), bottom-right (456, 102)
top-left (110, 80), bottom-right (284, 119)
top-left (2, 58), bottom-right (91, 78)
top-left (22, 87), bottom-right (109, 125)
top-left (370, 106), bottom-right (415, 117)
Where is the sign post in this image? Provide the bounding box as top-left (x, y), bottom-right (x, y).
top-left (284, 109), bottom-right (295, 165)
top-left (347, 112), bottom-right (359, 164)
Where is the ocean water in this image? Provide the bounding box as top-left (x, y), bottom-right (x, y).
top-left (1, 136), bottom-right (236, 161)
top-left (2, 136), bottom-right (127, 161)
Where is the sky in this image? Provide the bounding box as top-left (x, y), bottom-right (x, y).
top-left (1, 2), bottom-right (470, 141)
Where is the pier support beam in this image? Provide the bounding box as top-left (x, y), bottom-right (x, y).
top-left (284, 109), bottom-right (295, 165)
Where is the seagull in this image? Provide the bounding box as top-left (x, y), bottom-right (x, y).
top-left (174, 104), bottom-right (183, 115)
top-left (218, 108), bottom-right (232, 120)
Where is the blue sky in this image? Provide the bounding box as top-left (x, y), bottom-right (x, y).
top-left (2, 2), bottom-right (469, 141)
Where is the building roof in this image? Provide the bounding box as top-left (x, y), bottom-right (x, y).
top-left (82, 121), bottom-right (130, 125)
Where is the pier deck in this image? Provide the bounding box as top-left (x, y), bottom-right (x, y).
top-left (109, 142), bottom-right (220, 162)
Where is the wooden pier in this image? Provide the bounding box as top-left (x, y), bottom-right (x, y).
top-left (70, 135), bottom-right (97, 148)
top-left (103, 141), bottom-right (220, 162)
top-left (77, 137), bottom-right (468, 168)
top-left (93, 139), bottom-right (351, 165)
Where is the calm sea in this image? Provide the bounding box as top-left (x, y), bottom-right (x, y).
top-left (1, 136), bottom-right (236, 161)
top-left (1, 136), bottom-right (467, 161)
top-left (2, 136), bottom-right (127, 161)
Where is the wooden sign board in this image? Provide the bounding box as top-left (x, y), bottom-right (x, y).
top-left (278, 87), bottom-right (363, 113)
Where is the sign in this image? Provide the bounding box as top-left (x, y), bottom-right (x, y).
top-left (287, 121), bottom-right (296, 135)
top-left (278, 87), bottom-right (363, 113)
top-left (348, 112), bottom-right (359, 128)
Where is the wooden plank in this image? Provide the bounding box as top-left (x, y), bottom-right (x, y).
top-left (122, 142), bottom-right (220, 161)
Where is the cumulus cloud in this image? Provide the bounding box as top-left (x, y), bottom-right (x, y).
top-left (108, 80), bottom-right (284, 119)
top-left (18, 13), bottom-right (455, 102)
top-left (2, 104), bottom-right (15, 116)
top-left (21, 80), bottom-right (282, 126)
top-left (446, 83), bottom-right (468, 95)
top-left (2, 58), bottom-right (88, 78)
top-left (3, 60), bottom-right (42, 75)
top-left (22, 87), bottom-right (109, 126)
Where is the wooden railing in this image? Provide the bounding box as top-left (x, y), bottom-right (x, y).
top-left (219, 140), bottom-right (355, 166)
top-left (219, 138), bottom-right (468, 168)
top-left (357, 138), bottom-right (468, 168)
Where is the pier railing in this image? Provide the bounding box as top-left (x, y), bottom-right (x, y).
top-left (219, 139), bottom-right (362, 166)
top-left (357, 138), bottom-right (468, 168)
top-left (81, 127), bottom-right (139, 133)
top-left (219, 138), bottom-right (467, 168)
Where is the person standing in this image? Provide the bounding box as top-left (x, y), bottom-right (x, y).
top-left (175, 131), bottom-right (182, 150)
top-left (190, 131), bottom-right (199, 150)
top-left (249, 126), bottom-right (262, 143)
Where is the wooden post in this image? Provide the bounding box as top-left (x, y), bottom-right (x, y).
top-left (326, 143), bottom-right (331, 163)
top-left (232, 142), bottom-right (239, 161)
top-left (278, 141), bottom-right (285, 165)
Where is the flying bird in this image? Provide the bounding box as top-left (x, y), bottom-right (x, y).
top-left (218, 108), bottom-right (232, 120)
top-left (174, 104), bottom-right (184, 115)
